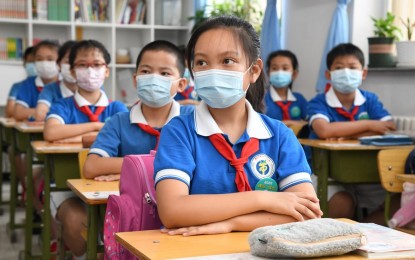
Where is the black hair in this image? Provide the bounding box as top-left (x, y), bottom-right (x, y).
top-left (326, 43), bottom-right (365, 69)
top-left (23, 46), bottom-right (35, 62)
top-left (135, 40), bottom-right (185, 76)
top-left (57, 40), bottom-right (77, 65)
top-left (69, 40), bottom-right (111, 69)
top-left (33, 40), bottom-right (60, 56)
top-left (266, 50), bottom-right (299, 89)
top-left (186, 16), bottom-right (265, 113)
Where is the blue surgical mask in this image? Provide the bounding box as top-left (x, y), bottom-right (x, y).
top-left (194, 69), bottom-right (249, 108)
top-left (330, 69), bottom-right (363, 94)
top-left (183, 68), bottom-right (190, 80)
top-left (269, 71), bottom-right (292, 88)
top-left (136, 74), bottom-right (175, 108)
top-left (25, 62), bottom-right (37, 77)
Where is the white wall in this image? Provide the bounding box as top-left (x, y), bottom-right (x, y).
top-left (284, 0), bottom-right (414, 116)
top-left (0, 64), bottom-right (26, 106)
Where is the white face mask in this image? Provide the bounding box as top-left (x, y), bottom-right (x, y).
top-left (35, 61), bottom-right (59, 79)
top-left (75, 67), bottom-right (106, 92)
top-left (60, 64), bottom-right (77, 83)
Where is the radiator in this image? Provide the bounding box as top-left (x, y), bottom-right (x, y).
top-left (393, 116), bottom-right (415, 131)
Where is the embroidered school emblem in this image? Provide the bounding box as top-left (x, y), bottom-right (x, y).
top-left (290, 106), bottom-right (301, 118)
top-left (250, 154), bottom-right (275, 179)
top-left (358, 112), bottom-right (370, 120)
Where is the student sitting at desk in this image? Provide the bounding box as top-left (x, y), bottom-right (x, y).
top-left (43, 40), bottom-right (128, 259)
top-left (308, 43), bottom-right (397, 222)
top-left (84, 40), bottom-right (193, 181)
top-left (154, 16), bottom-right (322, 236)
top-left (14, 40), bottom-right (60, 121)
top-left (34, 40), bottom-right (78, 121)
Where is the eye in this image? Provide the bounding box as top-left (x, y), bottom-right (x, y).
top-left (223, 58), bottom-right (235, 65)
top-left (140, 69), bottom-right (150, 74)
top-left (161, 72), bottom-right (170, 76)
top-left (195, 60), bottom-right (207, 66)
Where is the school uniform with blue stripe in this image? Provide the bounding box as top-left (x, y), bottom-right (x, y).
top-left (264, 87), bottom-right (308, 120)
top-left (15, 76), bottom-right (48, 108)
top-left (38, 81), bottom-right (74, 107)
top-left (8, 81), bottom-right (23, 101)
top-left (307, 87), bottom-right (392, 139)
top-left (89, 100), bottom-right (194, 157)
top-left (154, 100), bottom-right (312, 194)
top-left (46, 90), bottom-right (128, 124)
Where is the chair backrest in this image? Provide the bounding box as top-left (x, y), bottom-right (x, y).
top-left (377, 148), bottom-right (413, 193)
top-left (78, 149), bottom-right (89, 179)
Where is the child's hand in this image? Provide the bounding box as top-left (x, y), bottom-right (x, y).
top-left (94, 122), bottom-right (105, 131)
top-left (369, 120), bottom-right (396, 134)
top-left (160, 220), bottom-right (233, 236)
top-left (264, 191), bottom-right (322, 221)
top-left (53, 136), bottom-right (82, 143)
top-left (94, 174), bottom-right (120, 182)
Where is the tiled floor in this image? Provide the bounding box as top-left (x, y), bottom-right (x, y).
top-left (0, 180), bottom-right (41, 259)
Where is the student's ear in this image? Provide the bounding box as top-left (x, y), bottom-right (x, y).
top-left (362, 68), bottom-right (368, 80)
top-left (325, 70), bottom-right (331, 81)
top-left (250, 59), bottom-right (263, 83)
top-left (176, 77), bottom-right (187, 93)
top-left (104, 66), bottom-right (110, 78)
top-left (292, 70), bottom-right (299, 80)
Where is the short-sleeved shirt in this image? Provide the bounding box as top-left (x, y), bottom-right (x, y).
top-left (307, 87), bottom-right (392, 139)
top-left (46, 90), bottom-right (128, 124)
top-left (16, 76), bottom-right (51, 108)
top-left (154, 100), bottom-right (312, 194)
top-left (89, 100), bottom-right (194, 158)
top-left (37, 81), bottom-right (74, 107)
top-left (264, 87), bottom-right (308, 121)
top-left (8, 81), bottom-right (23, 101)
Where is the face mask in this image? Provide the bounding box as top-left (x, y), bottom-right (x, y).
top-left (75, 67), bottom-right (106, 92)
top-left (60, 64), bottom-right (77, 83)
top-left (25, 62), bottom-right (37, 77)
top-left (269, 71), bottom-right (292, 88)
top-left (194, 68), bottom-right (249, 108)
top-left (136, 74), bottom-right (177, 108)
top-left (330, 69), bottom-right (363, 94)
top-left (183, 68), bottom-right (191, 80)
top-left (35, 61), bottom-right (59, 79)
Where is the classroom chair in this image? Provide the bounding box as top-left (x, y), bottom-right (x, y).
top-left (377, 148), bottom-right (415, 235)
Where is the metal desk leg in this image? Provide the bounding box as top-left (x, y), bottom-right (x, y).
top-left (312, 148), bottom-right (330, 217)
top-left (7, 128), bottom-right (18, 243)
top-left (87, 205), bottom-right (98, 260)
top-left (42, 155), bottom-right (52, 260)
top-left (24, 135), bottom-right (34, 260)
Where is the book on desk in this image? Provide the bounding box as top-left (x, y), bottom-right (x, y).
top-left (359, 134), bottom-right (414, 146)
top-left (354, 223), bottom-right (415, 259)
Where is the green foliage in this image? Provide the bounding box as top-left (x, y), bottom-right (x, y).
top-left (189, 0), bottom-right (264, 34)
top-left (371, 12), bottom-right (401, 40)
top-left (400, 17), bottom-right (415, 41)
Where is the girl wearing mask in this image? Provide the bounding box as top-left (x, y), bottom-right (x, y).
top-left (14, 40), bottom-right (60, 121)
top-left (154, 16), bottom-right (322, 236)
top-left (264, 50), bottom-right (308, 127)
top-left (43, 40), bottom-right (127, 259)
top-left (34, 41), bottom-right (78, 121)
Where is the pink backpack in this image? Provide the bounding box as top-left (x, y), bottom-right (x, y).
top-left (104, 152), bottom-right (162, 260)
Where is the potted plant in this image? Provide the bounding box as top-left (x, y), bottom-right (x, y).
top-left (396, 17), bottom-right (415, 67)
top-left (368, 12), bottom-right (401, 68)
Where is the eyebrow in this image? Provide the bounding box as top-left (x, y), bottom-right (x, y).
top-left (194, 50), bottom-right (240, 57)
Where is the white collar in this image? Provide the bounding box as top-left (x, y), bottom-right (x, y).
top-left (130, 100), bottom-right (181, 124)
top-left (194, 100), bottom-right (272, 139)
top-left (325, 87), bottom-right (366, 108)
top-left (73, 90), bottom-right (109, 107)
top-left (35, 76), bottom-right (44, 87)
top-left (270, 87), bottom-right (297, 102)
top-left (59, 81), bottom-right (75, 98)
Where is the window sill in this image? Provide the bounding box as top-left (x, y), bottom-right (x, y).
top-left (368, 66), bottom-right (415, 71)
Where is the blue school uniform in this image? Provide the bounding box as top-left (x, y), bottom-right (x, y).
top-left (89, 100), bottom-right (194, 157)
top-left (174, 85), bottom-right (199, 101)
top-left (37, 81), bottom-right (74, 107)
top-left (307, 87), bottom-right (392, 139)
top-left (154, 100), bottom-right (312, 194)
top-left (264, 87), bottom-right (308, 121)
top-left (8, 81), bottom-right (23, 101)
top-left (46, 90), bottom-right (128, 124)
top-left (15, 76), bottom-right (49, 108)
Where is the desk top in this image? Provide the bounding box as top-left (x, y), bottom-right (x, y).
top-left (0, 117), bottom-right (16, 127)
top-left (397, 174), bottom-right (415, 183)
top-left (115, 229), bottom-right (364, 260)
top-left (298, 139), bottom-right (415, 151)
top-left (66, 179), bottom-right (119, 205)
top-left (14, 122), bottom-right (44, 133)
top-left (31, 141), bottom-right (85, 154)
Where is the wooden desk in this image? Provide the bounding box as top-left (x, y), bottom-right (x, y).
top-left (299, 139), bottom-right (415, 216)
top-left (115, 230), bottom-right (364, 260)
top-left (397, 174), bottom-right (415, 183)
top-left (32, 141), bottom-right (85, 260)
top-left (67, 178), bottom-right (119, 259)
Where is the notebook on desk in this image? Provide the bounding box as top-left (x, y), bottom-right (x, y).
top-left (359, 134), bottom-right (414, 146)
